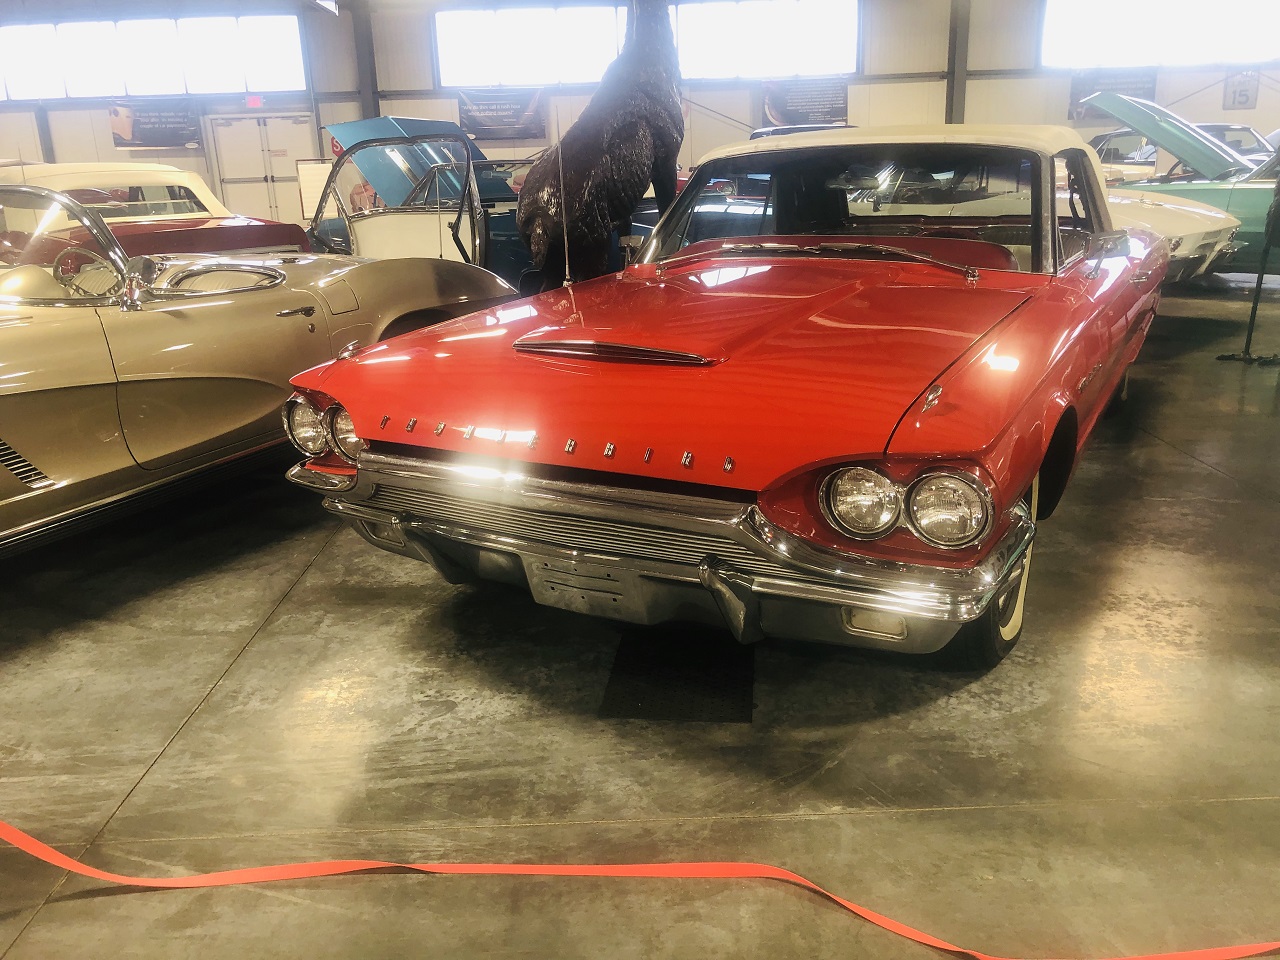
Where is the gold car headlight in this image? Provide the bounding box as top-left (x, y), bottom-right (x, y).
top-left (907, 473), bottom-right (991, 548)
top-left (327, 405), bottom-right (367, 463)
top-left (823, 467), bottom-right (901, 538)
top-left (283, 395), bottom-right (329, 456)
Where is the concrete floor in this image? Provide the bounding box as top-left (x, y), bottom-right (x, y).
top-left (1, 276), bottom-right (1278, 959)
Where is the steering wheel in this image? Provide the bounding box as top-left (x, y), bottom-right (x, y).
top-left (53, 247), bottom-right (116, 297)
top-left (1164, 160), bottom-right (1195, 181)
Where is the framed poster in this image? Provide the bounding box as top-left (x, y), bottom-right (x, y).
top-left (761, 78), bottom-right (848, 127)
top-left (109, 102), bottom-right (202, 149)
top-left (458, 89), bottom-right (545, 140)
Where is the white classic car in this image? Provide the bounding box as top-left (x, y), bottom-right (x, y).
top-left (1105, 189), bottom-right (1241, 282)
top-left (0, 160), bottom-right (308, 257)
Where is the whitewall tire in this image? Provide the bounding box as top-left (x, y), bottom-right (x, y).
top-left (944, 474), bottom-right (1039, 669)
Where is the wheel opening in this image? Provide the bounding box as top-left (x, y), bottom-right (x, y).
top-left (1036, 410), bottom-right (1077, 521)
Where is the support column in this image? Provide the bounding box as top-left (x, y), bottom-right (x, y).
top-left (34, 106), bottom-right (55, 163)
top-left (348, 0), bottom-right (380, 120)
top-left (945, 0), bottom-right (971, 124)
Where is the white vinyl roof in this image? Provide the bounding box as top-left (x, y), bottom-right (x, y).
top-left (699, 124), bottom-right (1095, 166)
top-left (0, 162), bottom-right (231, 218)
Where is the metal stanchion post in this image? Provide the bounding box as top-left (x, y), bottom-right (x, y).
top-left (1218, 175), bottom-right (1280, 366)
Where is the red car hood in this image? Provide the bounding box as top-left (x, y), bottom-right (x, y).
top-left (295, 257), bottom-right (1039, 491)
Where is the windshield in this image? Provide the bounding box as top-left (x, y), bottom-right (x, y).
top-left (0, 188), bottom-right (122, 301)
top-left (1200, 125), bottom-right (1274, 156)
top-left (332, 139), bottom-right (482, 213)
top-left (60, 184), bottom-right (209, 221)
top-left (1247, 151), bottom-right (1280, 181)
top-left (649, 143), bottom-right (1042, 272)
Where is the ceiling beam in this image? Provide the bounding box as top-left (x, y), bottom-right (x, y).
top-left (945, 0), bottom-right (971, 124)
top-left (0, 0), bottom-right (336, 22)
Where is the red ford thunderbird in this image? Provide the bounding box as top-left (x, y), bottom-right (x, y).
top-left (283, 126), bottom-right (1167, 668)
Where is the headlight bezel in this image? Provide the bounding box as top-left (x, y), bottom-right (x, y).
top-left (817, 464), bottom-right (996, 550)
top-left (904, 470), bottom-right (994, 549)
top-left (820, 466), bottom-right (902, 540)
top-left (282, 394), bottom-right (330, 457)
top-left (325, 404), bottom-right (367, 464)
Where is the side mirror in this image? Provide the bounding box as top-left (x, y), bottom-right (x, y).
top-left (1085, 230), bottom-right (1129, 278)
top-left (121, 255), bottom-right (160, 310)
top-left (618, 234), bottom-right (645, 266)
top-left (1089, 230), bottom-right (1130, 258)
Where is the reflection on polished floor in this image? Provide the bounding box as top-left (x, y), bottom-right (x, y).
top-left (1, 276), bottom-right (1278, 959)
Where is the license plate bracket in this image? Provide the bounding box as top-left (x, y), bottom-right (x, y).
top-left (524, 556), bottom-right (648, 620)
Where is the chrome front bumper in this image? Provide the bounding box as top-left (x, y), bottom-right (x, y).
top-left (289, 453), bottom-right (1035, 654)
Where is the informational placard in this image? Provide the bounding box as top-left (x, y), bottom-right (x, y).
top-left (761, 78), bottom-right (848, 127)
top-left (109, 102), bottom-right (202, 149)
top-left (1067, 70), bottom-right (1157, 121)
top-left (458, 89), bottom-right (545, 140)
top-left (297, 158), bottom-right (334, 221)
top-left (1224, 72), bottom-right (1260, 111)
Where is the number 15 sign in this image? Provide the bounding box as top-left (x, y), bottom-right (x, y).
top-left (1224, 73), bottom-right (1260, 111)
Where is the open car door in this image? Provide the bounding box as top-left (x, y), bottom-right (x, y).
top-left (309, 135), bottom-right (486, 268)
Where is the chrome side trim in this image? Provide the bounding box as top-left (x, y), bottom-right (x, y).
top-left (165, 263), bottom-right (286, 292)
top-left (0, 440), bottom-right (285, 559)
top-left (0, 437), bottom-right (54, 489)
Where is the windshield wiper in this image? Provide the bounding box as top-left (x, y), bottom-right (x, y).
top-left (718, 241), bottom-right (978, 281)
top-left (717, 242), bottom-right (806, 254)
top-left (810, 243), bottom-right (978, 280)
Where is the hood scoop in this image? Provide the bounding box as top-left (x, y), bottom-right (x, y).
top-left (512, 338), bottom-right (717, 366)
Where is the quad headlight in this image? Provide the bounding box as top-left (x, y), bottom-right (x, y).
top-left (824, 467), bottom-right (901, 538)
top-left (283, 396), bottom-right (328, 456)
top-left (907, 473), bottom-right (990, 547)
top-left (327, 406), bottom-right (367, 463)
top-left (820, 465), bottom-right (993, 548)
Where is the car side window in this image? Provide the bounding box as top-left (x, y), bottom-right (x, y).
top-left (1097, 133), bottom-right (1153, 166)
top-left (311, 190), bottom-right (351, 254)
top-left (1054, 153), bottom-right (1095, 268)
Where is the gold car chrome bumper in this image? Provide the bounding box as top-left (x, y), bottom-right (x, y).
top-left (290, 451), bottom-right (1035, 653)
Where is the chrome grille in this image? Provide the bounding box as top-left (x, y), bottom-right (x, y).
top-left (0, 438), bottom-right (54, 489)
top-left (1194, 229), bottom-right (1224, 257)
top-left (366, 483), bottom-right (798, 578)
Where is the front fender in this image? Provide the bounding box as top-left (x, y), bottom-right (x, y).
top-left (318, 258), bottom-right (516, 350)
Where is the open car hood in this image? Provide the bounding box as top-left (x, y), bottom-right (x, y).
top-left (296, 257), bottom-right (1039, 491)
top-left (1082, 92), bottom-right (1254, 181)
top-left (326, 116), bottom-right (487, 160)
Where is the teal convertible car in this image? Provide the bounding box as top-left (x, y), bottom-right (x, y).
top-left (1084, 92), bottom-right (1278, 274)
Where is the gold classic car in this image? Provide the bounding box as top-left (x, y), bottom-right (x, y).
top-left (0, 183), bottom-right (515, 556)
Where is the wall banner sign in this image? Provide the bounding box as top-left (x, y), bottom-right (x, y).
top-left (761, 78), bottom-right (848, 127)
top-left (109, 102), bottom-right (202, 149)
top-left (458, 89), bottom-right (546, 140)
top-left (1224, 72), bottom-right (1260, 111)
top-left (1067, 70), bottom-right (1157, 122)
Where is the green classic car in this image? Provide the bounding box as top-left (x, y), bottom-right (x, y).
top-left (1083, 92), bottom-right (1278, 275)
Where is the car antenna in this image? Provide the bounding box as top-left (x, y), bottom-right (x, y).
top-left (556, 109), bottom-right (572, 287)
